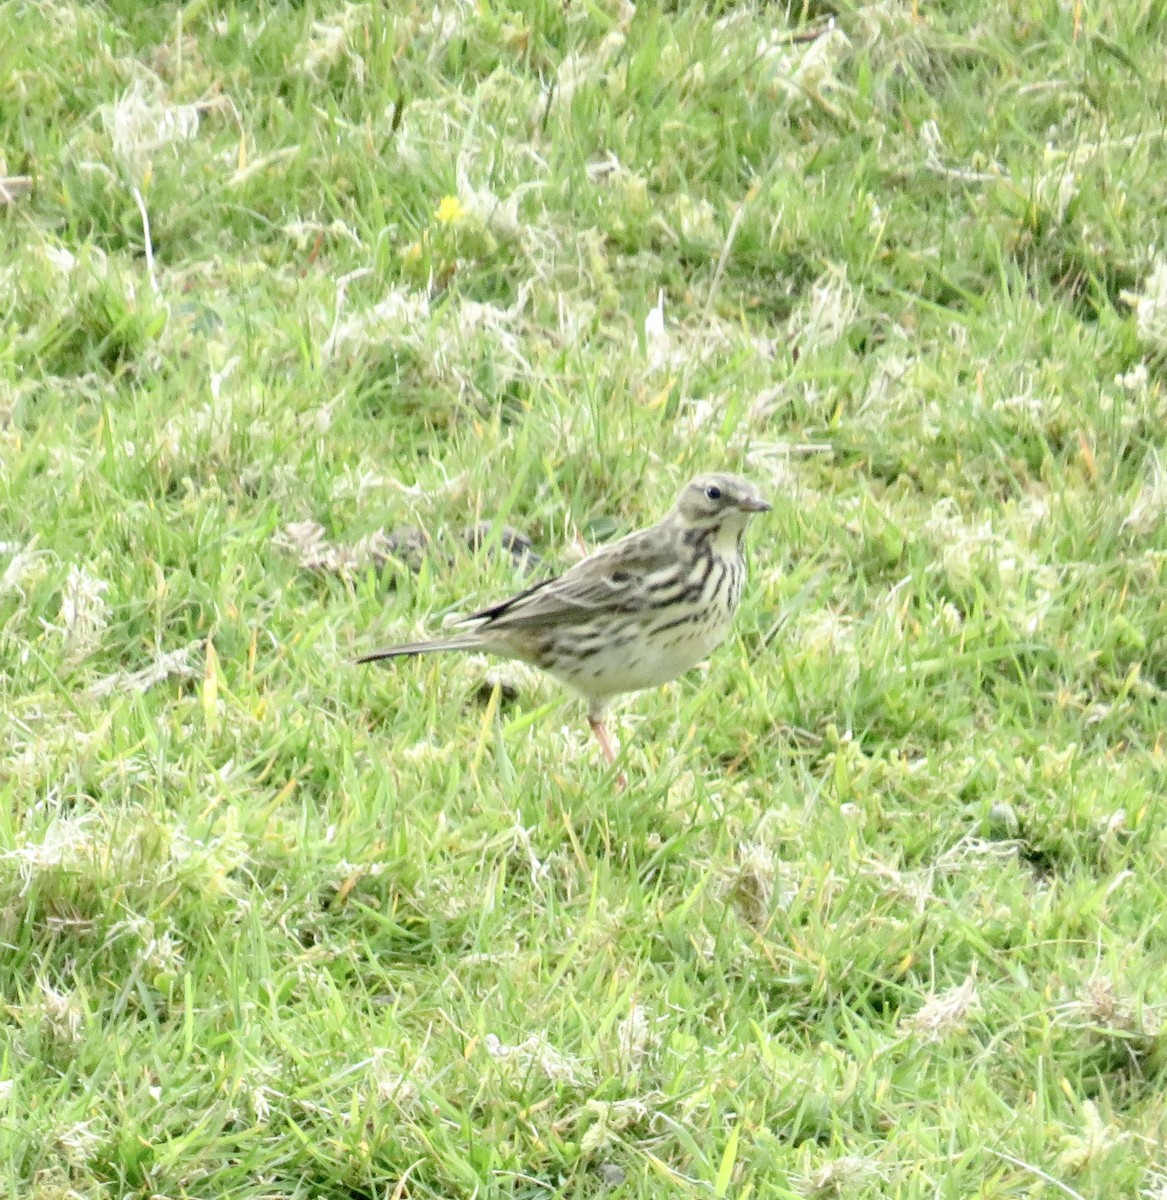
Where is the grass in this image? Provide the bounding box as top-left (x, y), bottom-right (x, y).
top-left (3, 0), bottom-right (1167, 1195)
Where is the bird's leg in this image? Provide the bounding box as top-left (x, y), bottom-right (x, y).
top-left (588, 715), bottom-right (618, 764)
top-left (587, 710), bottom-right (626, 787)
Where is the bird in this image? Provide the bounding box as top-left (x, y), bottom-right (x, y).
top-left (356, 473), bottom-right (770, 770)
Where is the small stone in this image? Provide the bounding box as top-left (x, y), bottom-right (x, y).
top-left (372, 526), bottom-right (432, 573)
top-left (463, 521), bottom-right (541, 571)
top-left (986, 801), bottom-right (1020, 839)
top-left (474, 661), bottom-right (542, 705)
top-left (594, 1163), bottom-right (626, 1188)
top-left (0, 176), bottom-right (33, 205)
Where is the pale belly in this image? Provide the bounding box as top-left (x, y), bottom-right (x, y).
top-left (548, 612), bottom-right (732, 703)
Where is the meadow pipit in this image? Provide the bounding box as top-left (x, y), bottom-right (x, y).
top-left (357, 473), bottom-right (770, 768)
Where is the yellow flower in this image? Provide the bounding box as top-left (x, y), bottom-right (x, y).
top-left (435, 195), bottom-right (465, 224)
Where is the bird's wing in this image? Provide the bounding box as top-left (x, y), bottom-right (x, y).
top-left (457, 525), bottom-right (678, 631)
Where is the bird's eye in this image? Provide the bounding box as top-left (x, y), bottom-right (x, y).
top-left (704, 485), bottom-right (722, 501)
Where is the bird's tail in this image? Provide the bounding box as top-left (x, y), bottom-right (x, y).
top-left (355, 632), bottom-right (482, 664)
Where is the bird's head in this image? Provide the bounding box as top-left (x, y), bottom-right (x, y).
top-left (672, 473), bottom-right (771, 538)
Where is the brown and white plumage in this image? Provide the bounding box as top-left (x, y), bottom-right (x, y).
top-left (357, 473), bottom-right (770, 768)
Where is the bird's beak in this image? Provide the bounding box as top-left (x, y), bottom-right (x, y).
top-left (737, 497), bottom-right (771, 513)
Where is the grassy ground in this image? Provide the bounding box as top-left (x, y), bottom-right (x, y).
top-left (3, 0), bottom-right (1167, 1196)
